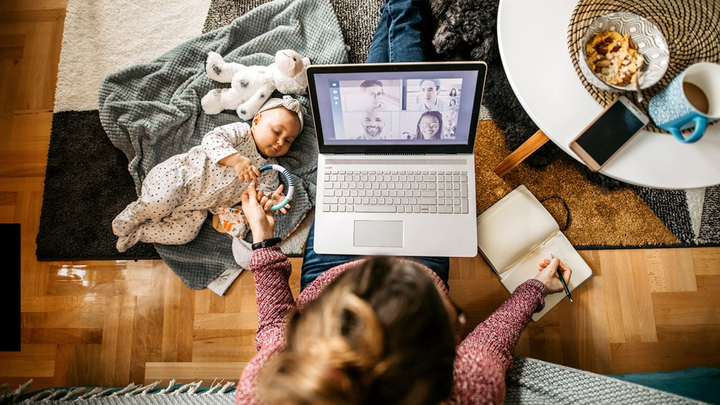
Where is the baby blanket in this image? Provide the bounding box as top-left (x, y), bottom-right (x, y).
top-left (98, 0), bottom-right (348, 289)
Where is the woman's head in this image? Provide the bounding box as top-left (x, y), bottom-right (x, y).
top-left (416, 111), bottom-right (443, 140)
top-left (257, 257), bottom-right (457, 405)
top-left (449, 88), bottom-right (457, 97)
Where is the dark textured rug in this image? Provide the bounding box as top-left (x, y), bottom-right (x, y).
top-left (36, 0), bottom-right (718, 263)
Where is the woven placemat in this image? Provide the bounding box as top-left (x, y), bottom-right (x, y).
top-left (567, 0), bottom-right (720, 133)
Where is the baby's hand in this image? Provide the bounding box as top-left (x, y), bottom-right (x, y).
top-left (233, 156), bottom-right (260, 184)
top-left (255, 185), bottom-right (291, 215)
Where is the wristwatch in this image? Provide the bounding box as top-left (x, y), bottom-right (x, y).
top-left (251, 237), bottom-right (281, 250)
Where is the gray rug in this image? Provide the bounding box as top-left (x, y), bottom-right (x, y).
top-left (7, 357), bottom-right (707, 404)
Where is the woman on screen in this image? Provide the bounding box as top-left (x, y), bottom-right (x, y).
top-left (415, 111), bottom-right (443, 139)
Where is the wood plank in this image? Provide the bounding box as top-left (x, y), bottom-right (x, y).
top-left (22, 296), bottom-right (106, 312)
top-left (652, 291), bottom-right (720, 326)
top-left (194, 313), bottom-right (259, 330)
top-left (599, 250), bottom-right (657, 343)
top-left (21, 312), bottom-right (104, 329)
top-left (144, 362), bottom-right (246, 384)
top-left (645, 249), bottom-right (697, 292)
top-left (21, 328), bottom-right (103, 344)
top-left (161, 273), bottom-right (194, 362)
top-left (99, 296), bottom-right (136, 386)
top-left (611, 340), bottom-right (720, 373)
top-left (0, 0), bottom-right (68, 13)
top-left (192, 329), bottom-right (258, 362)
top-left (691, 248), bottom-right (720, 275)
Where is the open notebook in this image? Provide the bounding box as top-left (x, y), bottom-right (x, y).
top-left (476, 185), bottom-right (593, 321)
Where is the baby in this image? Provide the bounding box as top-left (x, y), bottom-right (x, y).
top-left (112, 96), bottom-right (304, 252)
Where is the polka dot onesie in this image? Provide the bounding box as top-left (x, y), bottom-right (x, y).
top-left (112, 122), bottom-right (279, 252)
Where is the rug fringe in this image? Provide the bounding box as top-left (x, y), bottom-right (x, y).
top-left (2, 378), bottom-right (237, 403)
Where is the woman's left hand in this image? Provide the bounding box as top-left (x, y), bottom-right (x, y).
top-left (256, 184), bottom-right (291, 215)
top-left (241, 184), bottom-right (275, 243)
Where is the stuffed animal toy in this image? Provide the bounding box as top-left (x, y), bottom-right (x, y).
top-left (201, 49), bottom-right (310, 120)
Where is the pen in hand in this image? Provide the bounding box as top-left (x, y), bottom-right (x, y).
top-left (551, 254), bottom-right (573, 302)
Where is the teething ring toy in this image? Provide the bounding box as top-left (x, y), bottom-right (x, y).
top-left (258, 164), bottom-right (294, 211)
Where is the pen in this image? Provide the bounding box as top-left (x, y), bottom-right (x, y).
top-left (551, 254), bottom-right (573, 302)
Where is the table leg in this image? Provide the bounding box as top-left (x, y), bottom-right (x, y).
top-left (492, 129), bottom-right (550, 177)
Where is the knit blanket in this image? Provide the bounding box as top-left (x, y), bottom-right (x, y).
top-left (98, 0), bottom-right (347, 289)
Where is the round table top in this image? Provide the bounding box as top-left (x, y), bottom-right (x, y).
top-left (497, 0), bottom-right (720, 189)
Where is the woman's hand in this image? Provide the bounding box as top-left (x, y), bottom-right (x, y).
top-left (534, 257), bottom-right (572, 294)
top-left (256, 185), bottom-right (292, 215)
top-left (241, 184), bottom-right (275, 243)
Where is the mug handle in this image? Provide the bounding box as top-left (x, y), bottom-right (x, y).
top-left (670, 116), bottom-right (707, 143)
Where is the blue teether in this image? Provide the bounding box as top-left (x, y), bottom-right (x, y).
top-left (257, 164), bottom-right (294, 211)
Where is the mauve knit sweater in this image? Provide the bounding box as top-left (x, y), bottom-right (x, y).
top-left (236, 247), bottom-right (547, 405)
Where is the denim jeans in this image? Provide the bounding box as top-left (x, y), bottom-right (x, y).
top-left (300, 219), bottom-right (450, 291)
top-left (365, 0), bottom-right (438, 63)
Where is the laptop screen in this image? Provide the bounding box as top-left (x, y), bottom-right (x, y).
top-left (307, 62), bottom-right (487, 154)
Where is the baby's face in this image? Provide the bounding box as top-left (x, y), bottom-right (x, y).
top-left (251, 107), bottom-right (301, 158)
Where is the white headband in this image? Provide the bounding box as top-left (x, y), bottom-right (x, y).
top-left (257, 95), bottom-right (306, 131)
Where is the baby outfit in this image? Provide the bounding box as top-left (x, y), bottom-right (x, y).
top-left (112, 122), bottom-right (278, 252)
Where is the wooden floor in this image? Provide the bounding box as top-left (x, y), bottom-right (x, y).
top-left (2, 0), bottom-right (719, 392)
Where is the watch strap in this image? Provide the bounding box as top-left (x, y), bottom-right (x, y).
top-left (252, 237), bottom-right (282, 250)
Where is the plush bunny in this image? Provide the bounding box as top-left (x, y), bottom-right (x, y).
top-left (201, 49), bottom-right (310, 120)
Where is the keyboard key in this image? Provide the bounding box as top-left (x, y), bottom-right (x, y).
top-left (417, 198), bottom-right (437, 205)
top-left (453, 205), bottom-right (460, 214)
top-left (438, 206), bottom-right (453, 214)
top-left (325, 197), bottom-right (338, 204)
top-left (323, 204), bottom-right (330, 212)
top-left (323, 189), bottom-right (334, 196)
top-left (355, 205), bottom-right (396, 213)
top-left (421, 190), bottom-right (437, 197)
top-left (461, 199), bottom-right (468, 214)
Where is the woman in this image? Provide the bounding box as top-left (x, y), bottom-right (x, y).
top-left (416, 110), bottom-right (443, 140)
top-left (236, 185), bottom-right (572, 404)
top-left (449, 87), bottom-right (458, 98)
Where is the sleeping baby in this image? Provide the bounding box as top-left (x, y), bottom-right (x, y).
top-left (112, 95), bottom-right (304, 252)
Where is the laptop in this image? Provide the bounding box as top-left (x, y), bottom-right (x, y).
top-left (307, 62), bottom-right (487, 257)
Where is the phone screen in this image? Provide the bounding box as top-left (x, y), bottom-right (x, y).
top-left (575, 101), bottom-right (646, 166)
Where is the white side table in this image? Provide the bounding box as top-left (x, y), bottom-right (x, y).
top-left (497, 0), bottom-right (720, 189)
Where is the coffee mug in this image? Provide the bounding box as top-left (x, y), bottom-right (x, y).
top-left (648, 62), bottom-right (720, 143)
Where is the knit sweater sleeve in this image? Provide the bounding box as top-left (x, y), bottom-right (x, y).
top-left (235, 246), bottom-right (294, 405)
top-left (452, 279), bottom-right (547, 404)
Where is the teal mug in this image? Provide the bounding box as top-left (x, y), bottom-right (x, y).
top-left (648, 62), bottom-right (720, 143)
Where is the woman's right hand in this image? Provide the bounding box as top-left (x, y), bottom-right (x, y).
top-left (241, 184), bottom-right (275, 243)
top-left (534, 257), bottom-right (572, 294)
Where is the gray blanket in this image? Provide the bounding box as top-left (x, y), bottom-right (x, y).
top-left (98, 0), bottom-right (348, 289)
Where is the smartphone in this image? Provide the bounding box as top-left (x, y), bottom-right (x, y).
top-left (569, 96), bottom-right (649, 172)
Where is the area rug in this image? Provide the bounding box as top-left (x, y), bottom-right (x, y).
top-left (37, 0), bottom-right (718, 277)
top-left (7, 356), bottom-right (706, 404)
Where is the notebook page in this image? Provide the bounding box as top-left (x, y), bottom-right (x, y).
top-left (476, 185), bottom-right (558, 274)
top-left (499, 232), bottom-right (593, 321)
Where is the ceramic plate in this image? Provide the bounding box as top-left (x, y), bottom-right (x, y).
top-left (579, 12), bottom-right (670, 91)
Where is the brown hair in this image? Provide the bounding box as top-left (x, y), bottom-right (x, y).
top-left (256, 257), bottom-right (457, 405)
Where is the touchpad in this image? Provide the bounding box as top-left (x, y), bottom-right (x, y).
top-left (353, 220), bottom-right (404, 248)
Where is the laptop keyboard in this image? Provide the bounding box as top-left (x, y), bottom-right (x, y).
top-left (321, 170), bottom-right (470, 214)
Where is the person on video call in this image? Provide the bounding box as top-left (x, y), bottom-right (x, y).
top-left (416, 110), bottom-right (443, 139)
top-left (355, 111), bottom-right (386, 140)
top-left (235, 0), bottom-right (574, 404)
top-left (359, 80), bottom-right (387, 111)
top-left (417, 78), bottom-right (444, 111)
